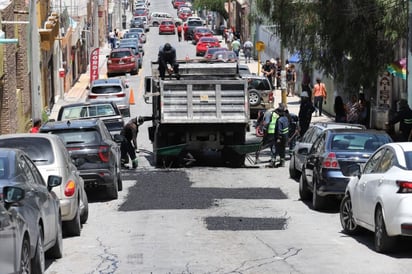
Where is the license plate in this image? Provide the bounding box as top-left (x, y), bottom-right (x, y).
top-left (119, 61), bottom-right (124, 64)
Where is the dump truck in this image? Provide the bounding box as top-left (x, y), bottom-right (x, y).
top-left (144, 60), bottom-right (252, 167)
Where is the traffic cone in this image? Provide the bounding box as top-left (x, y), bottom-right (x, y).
top-left (129, 88), bottom-right (135, 105)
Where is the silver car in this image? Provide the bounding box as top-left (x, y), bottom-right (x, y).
top-left (0, 133), bottom-right (89, 237)
top-left (86, 78), bottom-right (131, 117)
top-left (0, 148), bottom-right (63, 273)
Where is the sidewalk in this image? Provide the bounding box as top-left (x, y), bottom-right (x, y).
top-left (49, 45), bottom-right (112, 120)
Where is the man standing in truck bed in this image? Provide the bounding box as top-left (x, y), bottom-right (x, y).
top-left (158, 43), bottom-right (180, 80)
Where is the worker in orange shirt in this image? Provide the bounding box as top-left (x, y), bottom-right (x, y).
top-left (183, 23), bottom-right (188, 41)
top-left (312, 77), bottom-right (327, 116)
top-left (177, 23), bottom-right (183, 42)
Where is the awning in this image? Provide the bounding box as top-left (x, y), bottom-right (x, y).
top-left (387, 58), bottom-right (406, 80)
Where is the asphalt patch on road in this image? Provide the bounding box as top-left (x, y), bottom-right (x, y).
top-left (119, 170), bottom-right (287, 211)
top-left (205, 216), bottom-right (288, 231)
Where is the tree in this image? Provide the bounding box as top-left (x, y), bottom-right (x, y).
top-left (255, 0), bottom-right (407, 93)
top-left (193, 0), bottom-right (228, 19)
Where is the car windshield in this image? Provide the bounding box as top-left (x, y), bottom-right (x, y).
top-left (110, 51), bottom-right (132, 58)
top-left (0, 138), bottom-right (54, 166)
top-left (50, 129), bottom-right (101, 145)
top-left (60, 104), bottom-right (116, 120)
top-left (330, 133), bottom-right (390, 151)
top-left (91, 85), bottom-right (123, 94)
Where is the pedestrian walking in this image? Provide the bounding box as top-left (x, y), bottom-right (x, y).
top-left (286, 64), bottom-right (297, 96)
top-left (312, 77), bottom-right (327, 116)
top-left (243, 39), bottom-right (253, 63)
top-left (177, 23), bottom-right (183, 42)
top-left (298, 91), bottom-right (316, 137)
top-left (29, 118), bottom-right (42, 133)
top-left (108, 30), bottom-right (116, 49)
top-left (285, 109), bottom-right (299, 154)
top-left (231, 38), bottom-right (241, 57)
top-left (120, 117), bottom-right (143, 168)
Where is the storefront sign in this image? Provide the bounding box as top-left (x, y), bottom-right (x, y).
top-left (90, 48), bottom-right (99, 84)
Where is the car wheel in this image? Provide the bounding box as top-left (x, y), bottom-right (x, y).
top-left (64, 205), bottom-right (81, 237)
top-left (80, 195), bottom-right (89, 225)
top-left (299, 171), bottom-right (311, 201)
top-left (289, 154), bottom-right (301, 180)
top-left (46, 213), bottom-right (63, 259)
top-left (107, 175), bottom-right (119, 200)
top-left (375, 206), bottom-right (397, 253)
top-left (20, 236), bottom-right (31, 274)
top-left (340, 195), bottom-right (360, 235)
top-left (31, 226), bottom-right (45, 274)
top-left (312, 176), bottom-right (326, 210)
top-left (249, 90), bottom-right (261, 106)
top-left (117, 170), bottom-right (123, 191)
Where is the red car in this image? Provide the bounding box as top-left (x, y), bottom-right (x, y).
top-left (134, 7), bottom-right (148, 17)
top-left (192, 27), bottom-right (214, 44)
top-left (178, 7), bottom-right (192, 21)
top-left (173, 0), bottom-right (185, 9)
top-left (204, 47), bottom-right (228, 60)
top-left (196, 37), bottom-right (221, 56)
top-left (106, 48), bottom-right (139, 77)
top-left (159, 20), bottom-right (176, 35)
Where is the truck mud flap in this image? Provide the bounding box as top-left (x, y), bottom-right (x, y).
top-left (226, 142), bottom-right (261, 155)
top-left (156, 143), bottom-right (187, 156)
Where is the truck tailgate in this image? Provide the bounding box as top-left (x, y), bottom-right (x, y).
top-left (160, 80), bottom-right (249, 123)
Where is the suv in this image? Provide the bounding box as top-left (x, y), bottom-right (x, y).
top-left (289, 122), bottom-right (366, 181)
top-left (241, 74), bottom-right (274, 118)
top-left (149, 12), bottom-right (174, 27)
top-left (40, 119), bottom-right (123, 200)
top-left (86, 78), bottom-right (130, 117)
top-left (56, 101), bottom-right (125, 136)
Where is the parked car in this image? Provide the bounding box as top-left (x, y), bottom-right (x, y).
top-left (241, 74), bottom-right (274, 118)
top-left (159, 20), bottom-right (176, 35)
top-left (238, 64), bottom-right (251, 76)
top-left (192, 26), bottom-right (213, 44)
top-left (0, 133), bottom-right (89, 237)
top-left (149, 11), bottom-right (173, 27)
top-left (130, 16), bottom-right (145, 29)
top-left (289, 122), bottom-right (367, 181)
top-left (196, 36), bottom-right (220, 56)
top-left (56, 101), bottom-right (125, 135)
top-left (177, 7), bottom-right (192, 21)
top-left (126, 28), bottom-right (147, 43)
top-left (173, 0), bottom-right (186, 9)
top-left (87, 78), bottom-right (130, 117)
top-left (117, 42), bottom-right (143, 69)
top-left (40, 119), bottom-right (123, 200)
top-left (134, 16), bottom-right (150, 32)
top-left (204, 47), bottom-right (228, 60)
top-left (0, 186), bottom-right (31, 273)
top-left (0, 148), bottom-right (63, 272)
top-left (184, 18), bottom-right (203, 40)
top-left (133, 7), bottom-right (148, 17)
top-left (106, 48), bottom-right (139, 77)
top-left (118, 37), bottom-right (144, 55)
top-left (299, 128), bottom-right (393, 210)
top-left (340, 142), bottom-right (412, 253)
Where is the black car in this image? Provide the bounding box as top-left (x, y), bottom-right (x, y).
top-left (289, 122), bottom-right (366, 181)
top-left (56, 101), bottom-right (125, 136)
top-left (40, 119), bottom-right (122, 199)
top-left (299, 128), bottom-right (392, 210)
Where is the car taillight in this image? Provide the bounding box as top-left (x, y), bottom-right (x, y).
top-left (64, 180), bottom-right (76, 197)
top-left (88, 95), bottom-right (98, 99)
top-left (116, 93), bottom-right (126, 98)
top-left (98, 146), bottom-right (110, 162)
top-left (397, 180), bottom-right (412, 193)
top-left (322, 152), bottom-right (339, 169)
top-left (269, 92), bottom-right (274, 103)
top-left (130, 57), bottom-right (136, 62)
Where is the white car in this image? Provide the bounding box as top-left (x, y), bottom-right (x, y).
top-left (0, 133), bottom-right (89, 237)
top-left (340, 142), bottom-right (412, 253)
